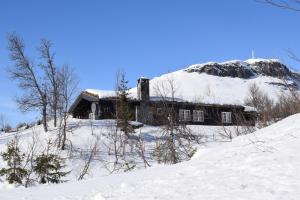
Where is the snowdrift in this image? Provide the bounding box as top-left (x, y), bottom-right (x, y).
top-left (1, 114), bottom-right (300, 199)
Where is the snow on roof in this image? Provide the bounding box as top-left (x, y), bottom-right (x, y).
top-left (85, 89), bottom-right (138, 99)
top-left (244, 106), bottom-right (257, 112)
top-left (85, 89), bottom-right (117, 98)
top-left (149, 96), bottom-right (185, 102)
top-left (85, 89), bottom-right (185, 102)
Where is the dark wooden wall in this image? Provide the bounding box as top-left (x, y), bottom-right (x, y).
top-left (148, 101), bottom-right (254, 126)
top-left (71, 98), bottom-right (256, 126)
top-left (72, 99), bottom-right (93, 119)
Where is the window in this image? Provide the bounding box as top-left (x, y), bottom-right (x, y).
top-left (179, 109), bottom-right (191, 121)
top-left (193, 110), bottom-right (204, 122)
top-left (221, 112), bottom-right (232, 123)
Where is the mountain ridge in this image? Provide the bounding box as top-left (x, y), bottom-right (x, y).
top-left (185, 58), bottom-right (299, 79)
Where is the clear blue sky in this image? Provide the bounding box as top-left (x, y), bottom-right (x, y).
top-left (0, 0), bottom-right (300, 126)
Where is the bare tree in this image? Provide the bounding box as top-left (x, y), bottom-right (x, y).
top-left (135, 133), bottom-right (151, 168)
top-left (39, 39), bottom-right (60, 127)
top-left (152, 76), bottom-right (197, 164)
top-left (272, 90), bottom-right (300, 119)
top-left (100, 71), bottom-right (138, 173)
top-left (7, 33), bottom-right (48, 132)
top-left (245, 83), bottom-right (274, 126)
top-left (23, 131), bottom-right (41, 187)
top-left (102, 122), bottom-right (127, 173)
top-left (153, 77), bottom-right (178, 163)
top-left (245, 81), bottom-right (300, 125)
top-left (77, 136), bottom-right (100, 180)
top-left (58, 65), bottom-right (79, 150)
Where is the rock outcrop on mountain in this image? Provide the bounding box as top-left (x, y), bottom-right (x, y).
top-left (186, 60), bottom-right (255, 78)
top-left (185, 58), bottom-right (299, 80)
top-left (245, 59), bottom-right (292, 78)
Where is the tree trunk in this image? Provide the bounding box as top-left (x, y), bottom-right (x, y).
top-left (170, 131), bottom-right (177, 164)
top-left (42, 103), bottom-right (48, 132)
top-left (53, 90), bottom-right (58, 127)
top-left (61, 113), bottom-right (67, 150)
top-left (53, 105), bottom-right (57, 127)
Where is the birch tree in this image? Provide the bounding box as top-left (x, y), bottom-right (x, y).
top-left (7, 33), bottom-right (48, 132)
top-left (153, 76), bottom-right (197, 164)
top-left (39, 39), bottom-right (60, 127)
top-left (58, 65), bottom-right (79, 150)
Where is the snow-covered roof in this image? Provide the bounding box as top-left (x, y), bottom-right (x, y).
top-left (244, 106), bottom-right (257, 112)
top-left (85, 89), bottom-right (117, 98)
top-left (85, 89), bottom-right (139, 99)
top-left (149, 96), bottom-right (185, 102)
top-left (84, 89), bottom-right (185, 102)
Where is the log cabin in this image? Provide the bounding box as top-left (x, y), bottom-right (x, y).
top-left (69, 77), bottom-right (257, 126)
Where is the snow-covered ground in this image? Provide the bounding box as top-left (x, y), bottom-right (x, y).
top-left (0, 118), bottom-right (243, 185)
top-left (0, 114), bottom-right (300, 199)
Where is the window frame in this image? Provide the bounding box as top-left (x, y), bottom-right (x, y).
top-left (193, 110), bottom-right (204, 122)
top-left (221, 112), bottom-right (232, 123)
top-left (179, 109), bottom-right (191, 121)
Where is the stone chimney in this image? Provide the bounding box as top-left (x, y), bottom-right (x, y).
top-left (137, 77), bottom-right (149, 101)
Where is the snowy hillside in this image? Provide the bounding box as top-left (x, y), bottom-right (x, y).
top-left (0, 118), bottom-right (243, 188)
top-left (1, 114), bottom-right (300, 199)
top-left (143, 58), bottom-right (300, 105)
top-left (87, 58), bottom-right (300, 105)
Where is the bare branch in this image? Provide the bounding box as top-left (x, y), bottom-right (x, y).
top-left (258, 0), bottom-right (300, 11)
top-left (287, 49), bottom-right (300, 62)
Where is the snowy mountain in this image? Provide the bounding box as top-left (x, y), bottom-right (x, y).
top-left (85, 58), bottom-right (300, 106)
top-left (129, 58), bottom-right (300, 105)
top-left (1, 113), bottom-right (300, 200)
